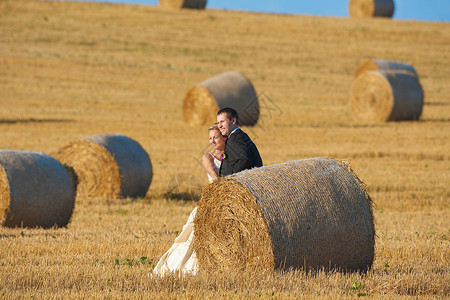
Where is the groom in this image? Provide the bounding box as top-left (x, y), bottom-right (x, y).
top-left (217, 107), bottom-right (263, 176)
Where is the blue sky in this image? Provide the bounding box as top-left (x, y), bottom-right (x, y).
top-left (70, 0), bottom-right (449, 22)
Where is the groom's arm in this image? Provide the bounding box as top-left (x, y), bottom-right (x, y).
top-left (227, 135), bottom-right (253, 174)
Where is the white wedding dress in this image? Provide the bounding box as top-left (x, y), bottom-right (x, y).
top-left (152, 153), bottom-right (221, 276)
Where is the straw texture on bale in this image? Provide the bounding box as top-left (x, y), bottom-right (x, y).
top-left (183, 71), bottom-right (259, 126)
top-left (55, 134), bottom-right (152, 200)
top-left (350, 70), bottom-right (424, 123)
top-left (194, 158), bottom-right (375, 273)
top-left (354, 59), bottom-right (418, 79)
top-left (0, 150), bottom-right (75, 228)
top-left (349, 0), bottom-right (394, 18)
top-left (158, 0), bottom-right (206, 9)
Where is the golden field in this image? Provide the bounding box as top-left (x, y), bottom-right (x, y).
top-left (0, 0), bottom-right (449, 298)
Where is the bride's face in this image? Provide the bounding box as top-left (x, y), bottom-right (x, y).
top-left (209, 129), bottom-right (226, 151)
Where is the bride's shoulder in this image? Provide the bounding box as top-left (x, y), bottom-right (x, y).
top-left (202, 152), bottom-right (214, 162)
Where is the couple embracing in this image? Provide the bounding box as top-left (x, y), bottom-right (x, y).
top-left (202, 107), bottom-right (263, 182)
top-left (153, 108), bottom-right (263, 276)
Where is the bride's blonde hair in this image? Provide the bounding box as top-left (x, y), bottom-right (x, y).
top-left (208, 123), bottom-right (227, 138)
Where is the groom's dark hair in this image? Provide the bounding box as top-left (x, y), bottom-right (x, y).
top-left (217, 107), bottom-right (239, 125)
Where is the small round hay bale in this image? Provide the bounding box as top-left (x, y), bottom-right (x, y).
top-left (354, 59), bottom-right (418, 79)
top-left (182, 71), bottom-right (259, 126)
top-left (194, 158), bottom-right (375, 273)
top-left (350, 70), bottom-right (424, 123)
top-left (159, 0), bottom-right (206, 9)
top-left (0, 150), bottom-right (75, 228)
top-left (55, 134), bottom-right (152, 200)
top-left (348, 0), bottom-right (394, 18)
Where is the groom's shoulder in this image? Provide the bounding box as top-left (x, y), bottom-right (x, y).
top-left (233, 129), bottom-right (254, 144)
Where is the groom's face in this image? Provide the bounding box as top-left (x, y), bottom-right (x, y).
top-left (217, 113), bottom-right (236, 136)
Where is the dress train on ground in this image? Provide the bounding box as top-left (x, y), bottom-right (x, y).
top-left (152, 207), bottom-right (198, 275)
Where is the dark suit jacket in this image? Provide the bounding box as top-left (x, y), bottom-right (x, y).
top-left (219, 128), bottom-right (263, 176)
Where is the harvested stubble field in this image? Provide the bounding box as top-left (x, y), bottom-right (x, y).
top-left (0, 0), bottom-right (449, 298)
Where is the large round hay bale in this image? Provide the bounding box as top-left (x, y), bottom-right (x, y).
top-left (354, 59), bottom-right (418, 79)
top-left (182, 71), bottom-right (259, 126)
top-left (159, 0), bottom-right (206, 9)
top-left (350, 70), bottom-right (424, 123)
top-left (349, 0), bottom-right (394, 18)
top-left (55, 134), bottom-right (152, 200)
top-left (194, 158), bottom-right (375, 273)
top-left (0, 150), bottom-right (75, 228)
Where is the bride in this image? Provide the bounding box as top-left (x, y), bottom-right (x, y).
top-left (152, 123), bottom-right (227, 275)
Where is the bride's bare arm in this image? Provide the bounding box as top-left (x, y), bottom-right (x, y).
top-left (202, 153), bottom-right (218, 180)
